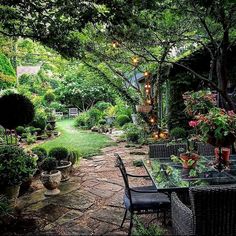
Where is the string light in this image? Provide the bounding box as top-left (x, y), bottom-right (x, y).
top-left (132, 56), bottom-right (139, 65)
top-left (144, 71), bottom-right (150, 77)
top-left (150, 117), bottom-right (155, 123)
top-left (112, 41), bottom-right (119, 48)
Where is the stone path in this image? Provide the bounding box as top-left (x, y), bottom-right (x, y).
top-left (18, 135), bottom-right (165, 235)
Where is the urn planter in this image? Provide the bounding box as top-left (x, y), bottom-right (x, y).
top-left (40, 170), bottom-right (61, 196)
top-left (56, 161), bottom-right (72, 182)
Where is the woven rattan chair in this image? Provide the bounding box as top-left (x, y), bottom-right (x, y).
top-left (171, 185), bottom-right (236, 236)
top-left (114, 153), bottom-right (170, 236)
top-left (149, 143), bottom-right (187, 158)
top-left (196, 142), bottom-right (215, 156)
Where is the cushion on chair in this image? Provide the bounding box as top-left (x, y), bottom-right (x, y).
top-left (124, 185), bottom-right (170, 211)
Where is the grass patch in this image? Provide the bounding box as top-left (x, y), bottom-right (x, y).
top-left (38, 119), bottom-right (115, 158)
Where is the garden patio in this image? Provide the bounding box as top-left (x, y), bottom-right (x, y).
top-left (1, 1), bottom-right (236, 236)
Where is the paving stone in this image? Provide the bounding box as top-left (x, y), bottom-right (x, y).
top-left (50, 191), bottom-right (95, 212)
top-left (88, 182), bottom-right (122, 198)
top-left (35, 203), bottom-right (70, 222)
top-left (91, 207), bottom-right (125, 226)
top-left (51, 210), bottom-right (83, 226)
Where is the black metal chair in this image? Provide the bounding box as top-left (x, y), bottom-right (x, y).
top-left (114, 153), bottom-right (170, 235)
top-left (171, 185), bottom-right (236, 236)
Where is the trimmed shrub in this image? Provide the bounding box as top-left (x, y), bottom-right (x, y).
top-left (0, 145), bottom-right (36, 186)
top-left (31, 114), bottom-right (47, 131)
top-left (68, 150), bottom-right (79, 166)
top-left (95, 101), bottom-right (111, 111)
top-left (75, 112), bottom-right (89, 128)
top-left (15, 126), bottom-right (25, 135)
top-left (170, 127), bottom-right (187, 139)
top-left (31, 147), bottom-right (47, 162)
top-left (123, 123), bottom-right (141, 143)
top-left (0, 94), bottom-right (35, 129)
top-left (87, 107), bottom-right (102, 127)
top-left (40, 157), bottom-right (57, 172)
top-left (49, 147), bottom-right (68, 164)
top-left (116, 114), bottom-right (131, 127)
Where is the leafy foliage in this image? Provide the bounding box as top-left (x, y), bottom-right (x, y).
top-left (0, 145), bottom-right (36, 186)
top-left (49, 147), bottom-right (69, 164)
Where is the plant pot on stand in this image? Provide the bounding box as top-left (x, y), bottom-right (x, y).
top-left (56, 161), bottom-right (72, 181)
top-left (40, 170), bottom-right (61, 196)
top-left (180, 153), bottom-right (199, 169)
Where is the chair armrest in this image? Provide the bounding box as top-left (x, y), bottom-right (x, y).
top-left (171, 192), bottom-right (194, 236)
top-left (126, 173), bottom-right (150, 178)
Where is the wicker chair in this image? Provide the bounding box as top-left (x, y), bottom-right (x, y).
top-left (114, 153), bottom-right (170, 236)
top-left (149, 143), bottom-right (187, 158)
top-left (171, 185), bottom-right (236, 236)
top-left (196, 142), bottom-right (215, 156)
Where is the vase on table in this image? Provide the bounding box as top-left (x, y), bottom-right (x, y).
top-left (214, 147), bottom-right (231, 166)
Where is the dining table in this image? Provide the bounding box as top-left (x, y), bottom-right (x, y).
top-left (143, 155), bottom-right (236, 195)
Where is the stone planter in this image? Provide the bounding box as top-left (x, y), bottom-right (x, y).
top-left (19, 175), bottom-right (33, 196)
top-left (40, 170), bottom-right (61, 196)
top-left (1, 184), bottom-right (21, 206)
top-left (56, 161), bottom-right (72, 182)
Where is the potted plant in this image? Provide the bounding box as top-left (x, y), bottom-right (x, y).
top-left (171, 140), bottom-right (199, 169)
top-left (0, 145), bottom-right (37, 204)
top-left (46, 113), bottom-right (56, 130)
top-left (183, 90), bottom-right (236, 168)
top-left (49, 147), bottom-right (71, 181)
top-left (40, 157), bottom-right (61, 196)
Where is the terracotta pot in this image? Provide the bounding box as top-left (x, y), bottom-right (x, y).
top-left (19, 175), bottom-right (33, 196)
top-left (56, 161), bottom-right (72, 182)
top-left (40, 170), bottom-right (61, 196)
top-left (180, 153), bottom-right (199, 169)
top-left (214, 147), bottom-right (231, 164)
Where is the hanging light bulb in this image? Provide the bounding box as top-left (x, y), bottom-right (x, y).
top-left (144, 71), bottom-right (150, 77)
top-left (112, 41), bottom-right (119, 48)
top-left (132, 56), bottom-right (139, 65)
top-left (150, 117), bottom-right (155, 123)
top-left (153, 132), bottom-right (159, 139)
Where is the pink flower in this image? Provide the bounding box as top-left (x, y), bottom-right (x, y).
top-left (228, 110), bottom-right (235, 116)
top-left (189, 120), bottom-right (198, 127)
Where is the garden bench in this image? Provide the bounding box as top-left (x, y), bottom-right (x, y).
top-left (69, 108), bottom-right (78, 117)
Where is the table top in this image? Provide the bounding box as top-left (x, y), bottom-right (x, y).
top-left (143, 155), bottom-right (236, 191)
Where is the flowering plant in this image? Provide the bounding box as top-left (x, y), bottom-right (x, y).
top-left (189, 107), bottom-right (236, 147)
top-left (183, 90), bottom-right (217, 116)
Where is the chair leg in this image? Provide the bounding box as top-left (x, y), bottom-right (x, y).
top-left (121, 209), bottom-right (127, 228)
top-left (128, 213), bottom-right (133, 236)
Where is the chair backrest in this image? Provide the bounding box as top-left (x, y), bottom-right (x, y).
top-left (114, 153), bottom-right (133, 206)
top-left (196, 142), bottom-right (215, 156)
top-left (69, 108), bottom-right (78, 117)
top-left (189, 185), bottom-right (236, 235)
top-left (149, 143), bottom-right (187, 158)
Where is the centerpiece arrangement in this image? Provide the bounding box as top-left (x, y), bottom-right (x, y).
top-left (183, 90), bottom-right (236, 170)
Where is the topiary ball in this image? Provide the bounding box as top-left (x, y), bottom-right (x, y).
top-left (49, 147), bottom-right (68, 163)
top-left (0, 93), bottom-right (35, 129)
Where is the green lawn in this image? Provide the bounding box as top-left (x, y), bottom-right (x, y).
top-left (39, 119), bottom-right (115, 158)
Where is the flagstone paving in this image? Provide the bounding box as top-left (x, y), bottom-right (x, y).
top-left (17, 135), bottom-right (165, 235)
